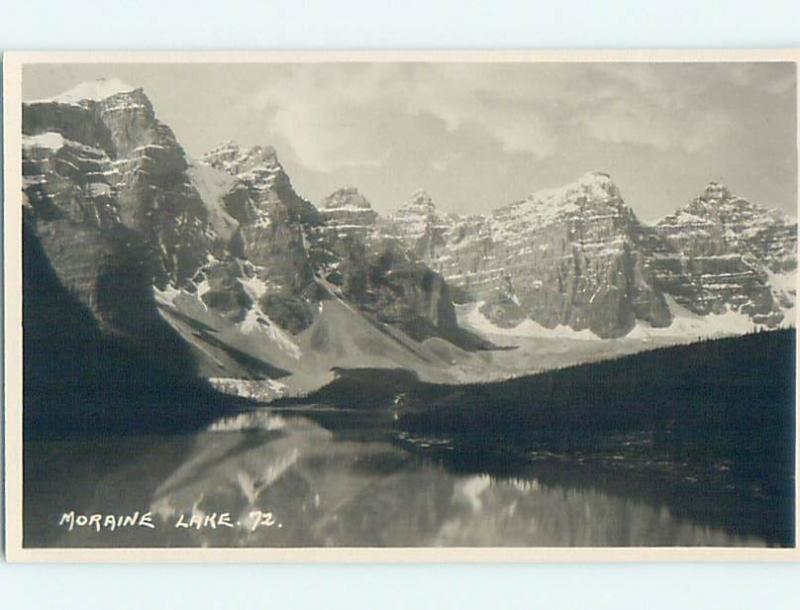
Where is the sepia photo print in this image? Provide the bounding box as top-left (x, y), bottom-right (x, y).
top-left (3, 51), bottom-right (798, 561)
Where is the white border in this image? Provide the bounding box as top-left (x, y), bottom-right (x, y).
top-left (3, 49), bottom-right (799, 563)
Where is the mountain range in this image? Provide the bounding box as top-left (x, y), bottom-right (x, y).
top-left (21, 79), bottom-right (797, 400)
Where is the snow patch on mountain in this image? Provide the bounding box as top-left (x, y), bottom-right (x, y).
top-left (766, 268), bottom-right (797, 328)
top-left (22, 131), bottom-right (66, 151)
top-left (767, 268), bottom-right (797, 297)
top-left (461, 291), bottom-right (790, 344)
top-left (35, 78), bottom-right (138, 104)
top-left (237, 307), bottom-right (302, 360)
top-left (206, 380), bottom-right (288, 406)
top-left (628, 296), bottom-right (758, 340)
top-left (153, 284), bottom-right (183, 306)
top-left (185, 162), bottom-right (238, 244)
top-left (462, 302), bottom-right (600, 341)
top-left (238, 274), bottom-right (269, 301)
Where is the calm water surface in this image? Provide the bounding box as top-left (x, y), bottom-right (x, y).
top-left (24, 406), bottom-right (775, 548)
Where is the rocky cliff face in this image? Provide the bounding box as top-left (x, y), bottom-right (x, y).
top-left (389, 189), bottom-right (456, 260)
top-left (308, 187), bottom-right (463, 343)
top-left (22, 81), bottom-right (472, 396)
top-left (195, 145), bottom-right (462, 342)
top-left (196, 141), bottom-right (321, 333)
top-left (386, 174), bottom-right (796, 338)
top-left (22, 80), bottom-right (219, 342)
top-left (652, 182), bottom-right (796, 326)
top-left (389, 173), bottom-right (672, 338)
top-left (21, 78), bottom-right (797, 402)
top-left (319, 186), bottom-right (379, 231)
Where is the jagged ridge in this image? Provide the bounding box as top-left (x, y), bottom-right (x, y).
top-left (387, 174), bottom-right (796, 338)
top-left (20, 78), bottom-right (797, 406)
top-left (21, 81), bottom-right (483, 403)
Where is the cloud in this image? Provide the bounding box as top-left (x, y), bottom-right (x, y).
top-left (402, 65), bottom-right (560, 157)
top-left (581, 99), bottom-right (734, 154)
top-left (583, 101), bottom-right (672, 149)
top-left (576, 63), bottom-right (781, 153)
top-left (248, 64), bottom-right (561, 171)
top-left (245, 62), bottom-right (793, 172)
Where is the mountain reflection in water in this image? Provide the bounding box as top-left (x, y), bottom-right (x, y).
top-left (24, 407), bottom-right (772, 548)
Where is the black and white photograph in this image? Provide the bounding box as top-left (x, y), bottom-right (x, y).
top-left (3, 53), bottom-right (798, 559)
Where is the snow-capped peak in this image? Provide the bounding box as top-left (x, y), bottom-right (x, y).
top-left (395, 189), bottom-right (437, 216)
top-left (40, 78), bottom-right (139, 104)
top-left (203, 140), bottom-right (242, 157)
top-left (247, 145), bottom-right (280, 167)
top-left (520, 171), bottom-right (622, 211)
top-left (702, 181), bottom-right (733, 201)
top-left (322, 186), bottom-right (373, 210)
top-left (201, 141), bottom-right (283, 178)
top-left (672, 181), bottom-right (785, 223)
top-left (407, 188), bottom-right (435, 205)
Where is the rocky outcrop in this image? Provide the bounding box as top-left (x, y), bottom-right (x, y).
top-left (651, 182), bottom-right (796, 326)
top-left (319, 186), bottom-right (378, 230)
top-left (22, 79), bottom-right (477, 398)
top-left (388, 189), bottom-right (457, 260)
top-left (201, 141), bottom-right (319, 227)
top-left (193, 141), bottom-right (323, 333)
top-left (334, 237), bottom-right (459, 341)
top-left (310, 189), bottom-right (464, 344)
top-left (22, 81), bottom-right (220, 346)
top-left (390, 173), bottom-right (672, 338)
top-left (194, 145), bottom-right (466, 343)
top-left (194, 145), bottom-right (462, 341)
top-left (386, 175), bottom-right (796, 338)
top-left (22, 78), bottom-right (796, 404)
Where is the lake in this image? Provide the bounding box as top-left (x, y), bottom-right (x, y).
top-left (24, 404), bottom-right (779, 548)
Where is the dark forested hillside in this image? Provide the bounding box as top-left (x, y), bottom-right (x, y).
top-left (398, 329), bottom-right (796, 543)
top-left (398, 328), bottom-right (795, 450)
top-left (275, 329), bottom-right (796, 545)
top-left (283, 328), bottom-right (796, 491)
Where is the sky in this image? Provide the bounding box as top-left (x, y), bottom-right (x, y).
top-left (22, 61), bottom-right (798, 221)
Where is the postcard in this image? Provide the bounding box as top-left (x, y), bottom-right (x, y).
top-left (3, 50), bottom-right (798, 562)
